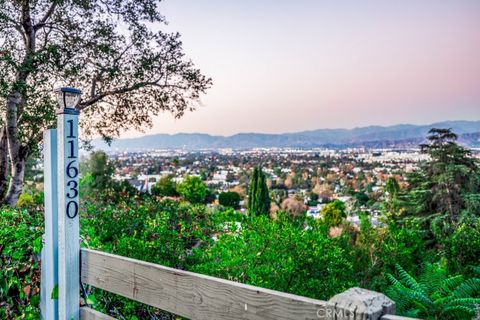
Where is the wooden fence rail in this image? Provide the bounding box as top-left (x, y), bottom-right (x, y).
top-left (80, 248), bottom-right (416, 320)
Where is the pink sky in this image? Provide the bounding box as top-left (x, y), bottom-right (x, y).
top-left (124, 0), bottom-right (480, 137)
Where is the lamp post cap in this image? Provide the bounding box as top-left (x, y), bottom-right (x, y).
top-left (55, 87), bottom-right (82, 94)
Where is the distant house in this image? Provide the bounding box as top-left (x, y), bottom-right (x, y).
top-left (127, 179), bottom-right (148, 192)
top-left (306, 204), bottom-right (326, 219)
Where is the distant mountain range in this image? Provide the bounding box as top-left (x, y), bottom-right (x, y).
top-left (93, 120), bottom-right (480, 151)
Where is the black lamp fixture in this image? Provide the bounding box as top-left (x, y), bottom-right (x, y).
top-left (55, 87), bottom-right (82, 112)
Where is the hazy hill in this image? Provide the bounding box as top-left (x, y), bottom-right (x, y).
top-left (93, 120), bottom-right (480, 150)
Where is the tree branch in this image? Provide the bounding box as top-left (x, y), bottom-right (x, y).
top-left (34, 1), bottom-right (57, 30)
top-left (78, 81), bottom-right (186, 110)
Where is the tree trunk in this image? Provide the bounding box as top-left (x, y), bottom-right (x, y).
top-left (4, 155), bottom-right (25, 207)
top-left (4, 92), bottom-right (25, 207)
top-left (1, 1), bottom-right (36, 207)
top-left (0, 126), bottom-right (9, 199)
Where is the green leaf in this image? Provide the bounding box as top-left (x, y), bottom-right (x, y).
top-left (51, 284), bottom-right (58, 300)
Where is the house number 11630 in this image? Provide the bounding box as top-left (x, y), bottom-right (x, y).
top-left (65, 119), bottom-right (79, 219)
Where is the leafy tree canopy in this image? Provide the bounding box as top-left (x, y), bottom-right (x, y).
top-left (218, 191), bottom-right (241, 209)
top-left (0, 0), bottom-right (211, 205)
top-left (80, 150), bottom-right (114, 190)
top-left (151, 175), bottom-right (178, 197)
top-left (321, 200), bottom-right (346, 228)
top-left (414, 128), bottom-right (480, 218)
top-left (176, 175), bottom-right (206, 204)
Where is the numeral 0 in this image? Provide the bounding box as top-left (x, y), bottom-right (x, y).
top-left (66, 200), bottom-right (78, 219)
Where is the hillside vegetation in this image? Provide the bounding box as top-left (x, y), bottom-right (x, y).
top-left (1, 129), bottom-right (480, 319)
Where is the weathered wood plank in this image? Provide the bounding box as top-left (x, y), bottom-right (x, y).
top-left (81, 248), bottom-right (334, 320)
top-left (80, 307), bottom-right (116, 320)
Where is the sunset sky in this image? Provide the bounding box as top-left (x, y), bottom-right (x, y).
top-left (126, 0), bottom-right (480, 137)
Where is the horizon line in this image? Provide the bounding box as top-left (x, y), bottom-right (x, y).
top-left (105, 119), bottom-right (480, 141)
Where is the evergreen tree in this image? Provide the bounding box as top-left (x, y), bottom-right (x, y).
top-left (384, 177), bottom-right (401, 213)
top-left (256, 171), bottom-right (271, 215)
top-left (408, 128), bottom-right (480, 220)
top-left (248, 167), bottom-right (259, 214)
top-left (248, 166), bottom-right (270, 216)
top-left (404, 128), bottom-right (480, 256)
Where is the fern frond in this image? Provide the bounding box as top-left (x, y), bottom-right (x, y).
top-left (421, 263), bottom-right (447, 294)
top-left (452, 278), bottom-right (480, 298)
top-left (395, 264), bottom-right (427, 295)
top-left (441, 305), bottom-right (476, 319)
top-left (444, 297), bottom-right (480, 307)
top-left (439, 275), bottom-right (464, 296)
top-left (387, 264), bottom-right (480, 320)
top-left (389, 282), bottom-right (433, 310)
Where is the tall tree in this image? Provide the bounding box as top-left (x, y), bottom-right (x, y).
top-left (0, 0), bottom-right (211, 206)
top-left (248, 166), bottom-right (259, 214)
top-left (80, 150), bottom-right (114, 191)
top-left (404, 128), bottom-right (480, 250)
top-left (248, 166), bottom-right (270, 216)
top-left (384, 177), bottom-right (401, 213)
top-left (412, 128), bottom-right (480, 219)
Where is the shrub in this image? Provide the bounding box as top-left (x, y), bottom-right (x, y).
top-left (442, 217), bottom-right (480, 275)
top-left (387, 263), bottom-right (480, 319)
top-left (218, 191), bottom-right (241, 209)
top-left (16, 193), bottom-right (35, 208)
top-left (353, 215), bottom-right (428, 291)
top-left (0, 207), bottom-right (43, 319)
top-left (191, 214), bottom-right (356, 300)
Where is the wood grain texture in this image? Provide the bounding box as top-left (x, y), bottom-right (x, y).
top-left (80, 249), bottom-right (335, 320)
top-left (80, 307), bottom-right (116, 320)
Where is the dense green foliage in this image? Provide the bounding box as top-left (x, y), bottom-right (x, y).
top-left (1, 129), bottom-right (480, 319)
top-left (80, 151), bottom-right (115, 193)
top-left (150, 175), bottom-right (178, 198)
top-left (320, 200), bottom-right (347, 228)
top-left (387, 263), bottom-right (480, 319)
top-left (218, 191), bottom-right (241, 209)
top-left (0, 208), bottom-right (43, 319)
top-left (248, 166), bottom-right (271, 216)
top-left (176, 176), bottom-right (207, 204)
top-left (192, 213), bottom-right (356, 299)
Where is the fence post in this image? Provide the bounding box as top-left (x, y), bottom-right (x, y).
top-left (329, 287), bottom-right (395, 320)
top-left (40, 129), bottom-right (59, 320)
top-left (57, 106), bottom-right (80, 320)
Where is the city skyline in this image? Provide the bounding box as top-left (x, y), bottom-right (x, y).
top-left (123, 0), bottom-right (480, 138)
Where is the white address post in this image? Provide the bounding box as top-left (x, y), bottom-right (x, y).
top-left (56, 87), bottom-right (82, 320)
top-left (40, 129), bottom-right (58, 320)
